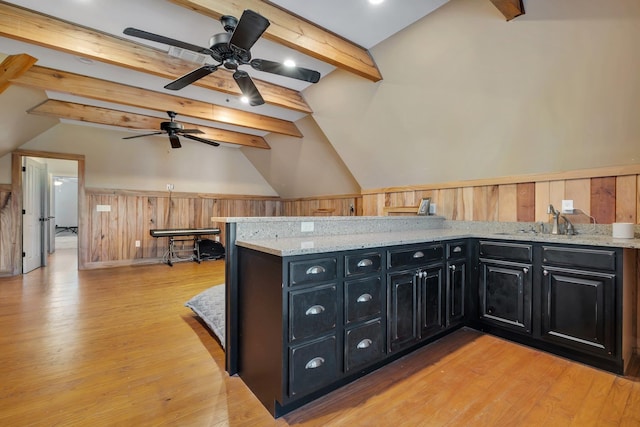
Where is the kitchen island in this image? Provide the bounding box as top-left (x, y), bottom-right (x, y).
top-left (214, 216), bottom-right (639, 417)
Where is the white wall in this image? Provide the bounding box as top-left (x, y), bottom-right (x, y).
top-left (304, 0), bottom-right (640, 190)
top-left (242, 115), bottom-right (361, 198)
top-left (9, 123), bottom-right (279, 196)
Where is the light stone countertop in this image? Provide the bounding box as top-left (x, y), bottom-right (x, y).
top-left (235, 226), bottom-right (640, 257)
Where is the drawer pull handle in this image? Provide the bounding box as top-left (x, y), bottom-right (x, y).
top-left (413, 251), bottom-right (425, 259)
top-left (357, 293), bottom-right (373, 303)
top-left (357, 339), bottom-right (372, 349)
top-left (357, 258), bottom-right (373, 267)
top-left (453, 246), bottom-right (462, 253)
top-left (306, 266), bottom-right (326, 275)
top-left (305, 305), bottom-right (325, 316)
top-left (305, 357), bottom-right (325, 369)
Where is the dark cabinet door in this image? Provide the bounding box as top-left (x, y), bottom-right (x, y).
top-left (289, 284), bottom-right (337, 342)
top-left (419, 265), bottom-right (445, 337)
top-left (345, 319), bottom-right (384, 372)
top-left (541, 266), bottom-right (615, 357)
top-left (479, 260), bottom-right (532, 333)
top-left (289, 335), bottom-right (338, 398)
top-left (387, 271), bottom-right (418, 352)
top-left (446, 260), bottom-right (466, 326)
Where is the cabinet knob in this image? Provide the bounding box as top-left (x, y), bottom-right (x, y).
top-left (543, 270), bottom-right (549, 276)
top-left (305, 357), bottom-right (325, 369)
top-left (523, 267), bottom-right (529, 274)
top-left (357, 338), bottom-right (372, 349)
top-left (413, 251), bottom-right (425, 259)
top-left (450, 265), bottom-right (456, 271)
top-left (357, 293), bottom-right (373, 303)
top-left (305, 305), bottom-right (325, 316)
top-left (306, 265), bottom-right (326, 275)
top-left (357, 258), bottom-right (373, 268)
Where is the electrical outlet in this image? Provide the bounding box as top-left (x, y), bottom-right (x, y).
top-left (429, 203), bottom-right (437, 215)
top-left (135, 240), bottom-right (141, 248)
top-left (301, 221), bottom-right (314, 232)
top-left (561, 199), bottom-right (574, 214)
top-left (166, 183), bottom-right (174, 191)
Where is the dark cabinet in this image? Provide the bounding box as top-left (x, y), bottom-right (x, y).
top-left (289, 335), bottom-right (338, 397)
top-left (289, 284), bottom-right (337, 342)
top-left (540, 246), bottom-right (617, 357)
top-left (479, 260), bottom-right (532, 333)
top-left (420, 266), bottom-right (445, 337)
top-left (446, 241), bottom-right (467, 327)
top-left (387, 243), bottom-right (461, 353)
top-left (387, 270), bottom-right (419, 352)
top-left (345, 318), bottom-right (384, 372)
top-left (478, 241), bottom-right (533, 334)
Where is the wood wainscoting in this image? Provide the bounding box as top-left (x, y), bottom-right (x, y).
top-left (362, 164), bottom-right (640, 225)
top-left (0, 184), bottom-right (12, 275)
top-left (85, 189), bottom-right (281, 268)
top-left (2, 162), bottom-right (640, 273)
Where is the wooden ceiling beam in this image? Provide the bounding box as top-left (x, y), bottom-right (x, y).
top-left (489, 0), bottom-right (525, 21)
top-left (11, 66), bottom-right (302, 137)
top-left (0, 53), bottom-right (37, 94)
top-left (168, 0), bottom-right (383, 82)
top-left (27, 100), bottom-right (270, 149)
top-left (0, 1), bottom-right (312, 113)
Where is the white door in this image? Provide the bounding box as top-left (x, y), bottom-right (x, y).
top-left (23, 158), bottom-right (47, 273)
top-left (48, 174), bottom-right (56, 254)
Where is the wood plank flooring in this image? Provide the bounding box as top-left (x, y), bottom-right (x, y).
top-left (0, 249), bottom-right (638, 426)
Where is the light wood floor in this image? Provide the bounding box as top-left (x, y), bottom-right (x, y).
top-left (1, 249), bottom-right (639, 426)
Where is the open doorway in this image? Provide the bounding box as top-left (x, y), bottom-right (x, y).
top-left (11, 150), bottom-right (85, 275)
top-left (22, 157), bottom-right (78, 273)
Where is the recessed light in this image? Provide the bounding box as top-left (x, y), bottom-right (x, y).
top-left (283, 59), bottom-right (296, 68)
top-left (240, 96), bottom-right (249, 104)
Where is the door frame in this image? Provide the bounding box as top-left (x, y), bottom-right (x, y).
top-left (10, 150), bottom-right (86, 275)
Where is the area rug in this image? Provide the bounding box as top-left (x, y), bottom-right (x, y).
top-left (185, 284), bottom-right (225, 349)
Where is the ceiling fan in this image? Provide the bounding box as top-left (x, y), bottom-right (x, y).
top-left (124, 9), bottom-right (321, 106)
top-left (122, 111), bottom-right (220, 149)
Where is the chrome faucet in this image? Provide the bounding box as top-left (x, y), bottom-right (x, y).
top-left (562, 215), bottom-right (576, 235)
top-left (547, 204), bottom-right (560, 234)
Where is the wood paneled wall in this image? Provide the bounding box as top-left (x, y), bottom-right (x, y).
top-left (2, 164), bottom-right (640, 273)
top-left (85, 189), bottom-right (281, 268)
top-left (363, 169), bottom-right (640, 226)
top-left (280, 194), bottom-right (361, 217)
top-left (0, 185), bottom-right (13, 275)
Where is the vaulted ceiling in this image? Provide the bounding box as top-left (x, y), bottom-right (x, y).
top-left (0, 0), bottom-right (475, 155)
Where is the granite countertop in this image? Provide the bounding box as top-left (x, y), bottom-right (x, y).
top-left (236, 227), bottom-right (640, 257)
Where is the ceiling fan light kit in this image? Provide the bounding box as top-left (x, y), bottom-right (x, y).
top-left (124, 9), bottom-right (321, 107)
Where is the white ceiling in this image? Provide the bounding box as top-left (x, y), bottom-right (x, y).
top-left (0, 0), bottom-right (449, 147)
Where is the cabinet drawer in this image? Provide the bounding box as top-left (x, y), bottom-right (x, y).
top-left (447, 241), bottom-right (467, 259)
top-left (345, 319), bottom-right (384, 372)
top-left (479, 241), bottom-right (532, 262)
top-left (289, 335), bottom-right (338, 397)
top-left (345, 252), bottom-right (382, 277)
top-left (289, 284), bottom-right (337, 342)
top-left (541, 246), bottom-right (616, 271)
top-left (345, 277), bottom-right (383, 324)
top-left (289, 257), bottom-right (337, 286)
top-left (388, 245), bottom-right (443, 269)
